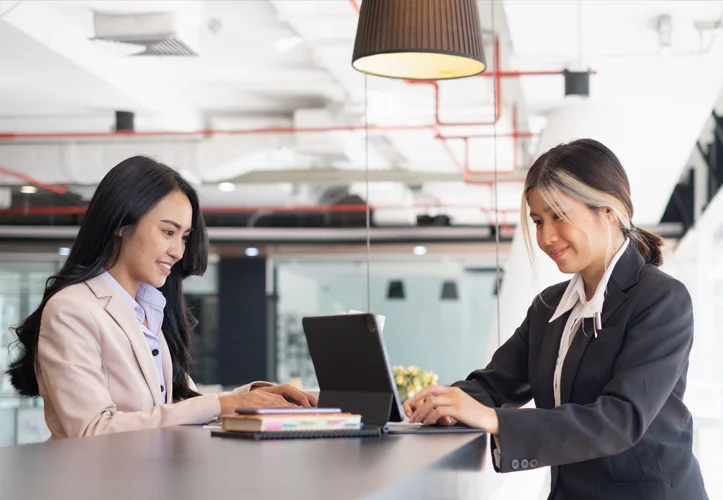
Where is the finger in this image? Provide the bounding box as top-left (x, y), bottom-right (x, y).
top-left (257, 391), bottom-right (294, 408)
top-left (402, 401), bottom-right (414, 418)
top-left (411, 395), bottom-right (455, 423)
top-left (276, 385), bottom-right (312, 407)
top-left (305, 392), bottom-right (318, 407)
top-left (410, 385), bottom-right (452, 403)
top-left (422, 406), bottom-right (455, 426)
top-left (269, 394), bottom-right (295, 408)
top-left (439, 416), bottom-right (456, 427)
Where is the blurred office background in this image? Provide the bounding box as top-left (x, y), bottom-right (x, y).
top-left (0, 1), bottom-right (722, 498)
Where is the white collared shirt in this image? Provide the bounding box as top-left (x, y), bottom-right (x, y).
top-left (549, 239), bottom-right (630, 407)
top-left (102, 271), bottom-right (168, 403)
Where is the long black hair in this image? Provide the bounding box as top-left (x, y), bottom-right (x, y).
top-left (7, 156), bottom-right (208, 400)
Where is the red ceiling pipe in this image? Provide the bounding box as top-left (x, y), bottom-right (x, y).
top-left (431, 124), bottom-right (519, 182)
top-left (479, 69), bottom-right (597, 78)
top-left (0, 124), bottom-right (535, 142)
top-left (0, 4), bottom-right (593, 143)
top-left (431, 105), bottom-right (524, 181)
top-left (0, 206), bottom-right (87, 215)
top-left (404, 36), bottom-right (502, 128)
top-left (439, 131), bottom-right (534, 140)
top-left (512, 103), bottom-right (519, 175)
top-left (0, 165), bottom-right (68, 195)
top-left (479, 207), bottom-right (516, 231)
top-left (0, 204), bottom-right (520, 216)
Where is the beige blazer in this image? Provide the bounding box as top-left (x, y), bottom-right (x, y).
top-left (36, 274), bottom-right (262, 439)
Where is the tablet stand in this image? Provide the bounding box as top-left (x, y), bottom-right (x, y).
top-left (318, 390), bottom-right (393, 427)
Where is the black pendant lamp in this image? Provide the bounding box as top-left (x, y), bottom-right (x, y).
top-left (352, 0), bottom-right (486, 80)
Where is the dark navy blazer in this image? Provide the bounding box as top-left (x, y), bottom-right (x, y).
top-left (453, 244), bottom-right (708, 500)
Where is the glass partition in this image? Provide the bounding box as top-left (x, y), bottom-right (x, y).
top-left (274, 254), bottom-right (501, 389)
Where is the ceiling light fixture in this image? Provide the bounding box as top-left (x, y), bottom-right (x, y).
top-left (564, 0), bottom-right (591, 97)
top-left (441, 280), bottom-right (459, 300)
top-left (20, 185), bottom-right (37, 194)
top-left (245, 247), bottom-right (260, 257)
top-left (218, 182), bottom-right (236, 192)
top-left (351, 0), bottom-right (486, 80)
top-left (564, 70), bottom-right (590, 97)
top-left (387, 280), bottom-right (405, 299)
top-left (413, 246), bottom-right (427, 256)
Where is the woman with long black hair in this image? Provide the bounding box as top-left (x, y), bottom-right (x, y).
top-left (6, 156), bottom-right (313, 439)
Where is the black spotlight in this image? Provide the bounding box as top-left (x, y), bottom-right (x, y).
top-left (440, 280), bottom-right (459, 300)
top-left (563, 70), bottom-right (590, 97)
top-left (387, 280), bottom-right (405, 299)
top-left (115, 110), bottom-right (135, 131)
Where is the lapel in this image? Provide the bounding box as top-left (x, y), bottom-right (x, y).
top-left (538, 312), bottom-right (568, 408)
top-left (86, 274), bottom-right (163, 405)
top-left (160, 333), bottom-right (173, 403)
top-left (557, 243), bottom-right (645, 405)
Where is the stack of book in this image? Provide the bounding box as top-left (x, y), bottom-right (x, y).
top-left (211, 410), bottom-right (381, 440)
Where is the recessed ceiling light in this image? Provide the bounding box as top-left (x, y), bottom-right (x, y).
top-left (245, 247), bottom-right (260, 257)
top-left (413, 246), bottom-right (427, 256)
top-left (218, 182), bottom-right (236, 192)
top-left (274, 36), bottom-right (304, 52)
top-left (20, 185), bottom-right (37, 194)
top-left (58, 247), bottom-right (71, 256)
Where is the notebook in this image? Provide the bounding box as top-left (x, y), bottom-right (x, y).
top-left (221, 412), bottom-right (362, 433)
top-left (211, 427), bottom-right (382, 440)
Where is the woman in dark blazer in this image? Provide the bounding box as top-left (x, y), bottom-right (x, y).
top-left (405, 139), bottom-right (708, 500)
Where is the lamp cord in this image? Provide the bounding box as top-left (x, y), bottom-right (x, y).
top-left (492, 0), bottom-right (502, 350)
top-left (364, 74), bottom-right (372, 313)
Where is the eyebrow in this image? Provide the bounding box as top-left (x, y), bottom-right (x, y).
top-left (161, 219), bottom-right (193, 233)
top-left (528, 206), bottom-right (554, 218)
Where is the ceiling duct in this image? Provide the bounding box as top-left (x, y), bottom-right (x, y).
top-left (90, 11), bottom-right (200, 56)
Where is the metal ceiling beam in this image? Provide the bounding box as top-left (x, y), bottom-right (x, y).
top-left (0, 223), bottom-right (685, 242)
top-left (224, 168), bottom-right (527, 185)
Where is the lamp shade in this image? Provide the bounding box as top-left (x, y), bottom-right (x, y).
top-left (352, 0), bottom-right (486, 80)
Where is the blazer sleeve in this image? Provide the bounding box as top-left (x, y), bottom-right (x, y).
top-left (37, 295), bottom-right (221, 437)
top-left (492, 277), bottom-right (694, 473)
top-left (190, 375), bottom-right (273, 397)
top-left (451, 300), bottom-right (536, 409)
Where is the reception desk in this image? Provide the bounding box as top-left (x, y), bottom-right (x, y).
top-left (0, 426), bottom-right (508, 499)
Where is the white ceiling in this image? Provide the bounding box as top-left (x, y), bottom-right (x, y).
top-left (0, 0), bottom-right (721, 226)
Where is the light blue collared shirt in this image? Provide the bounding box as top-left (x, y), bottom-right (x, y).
top-left (103, 271), bottom-right (168, 403)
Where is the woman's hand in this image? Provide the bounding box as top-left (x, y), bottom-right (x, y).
top-left (405, 386), bottom-right (499, 434)
top-left (404, 399), bottom-right (457, 427)
top-left (218, 389), bottom-right (297, 416)
top-left (253, 384), bottom-right (318, 407)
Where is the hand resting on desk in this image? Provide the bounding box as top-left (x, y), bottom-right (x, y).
top-left (403, 386), bottom-right (499, 434)
top-left (218, 384), bottom-right (318, 416)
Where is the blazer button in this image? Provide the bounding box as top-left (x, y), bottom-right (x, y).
top-left (160, 385), bottom-right (165, 393)
top-left (520, 459), bottom-right (529, 469)
top-left (530, 459), bottom-right (538, 468)
top-left (151, 349), bottom-right (159, 356)
top-left (510, 459), bottom-right (520, 470)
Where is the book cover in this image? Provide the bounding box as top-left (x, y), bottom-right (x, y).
top-left (221, 412), bottom-right (362, 433)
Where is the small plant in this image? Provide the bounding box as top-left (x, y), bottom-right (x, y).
top-left (393, 365), bottom-right (438, 401)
